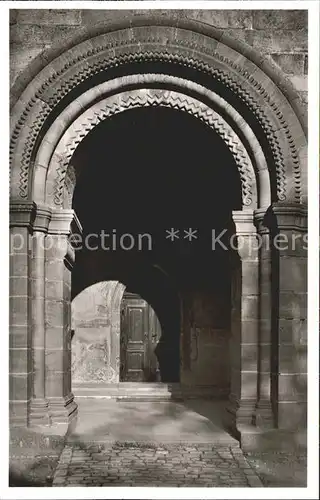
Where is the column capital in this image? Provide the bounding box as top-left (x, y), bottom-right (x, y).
top-left (10, 200), bottom-right (36, 228)
top-left (32, 204), bottom-right (52, 233)
top-left (48, 209), bottom-right (75, 235)
top-left (254, 208), bottom-right (270, 235)
top-left (232, 210), bottom-right (255, 235)
top-left (271, 203), bottom-right (307, 231)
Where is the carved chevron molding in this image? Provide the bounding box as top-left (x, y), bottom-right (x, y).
top-left (10, 33), bottom-right (302, 202)
top-left (53, 90), bottom-right (255, 207)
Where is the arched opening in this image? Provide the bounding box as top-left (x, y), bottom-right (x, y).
top-left (70, 106), bottom-right (241, 396)
top-left (9, 19), bottom-right (307, 451)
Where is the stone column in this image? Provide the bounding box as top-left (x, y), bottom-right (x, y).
top-left (271, 203), bottom-right (307, 435)
top-left (9, 201), bottom-right (35, 427)
top-left (44, 209), bottom-right (80, 428)
top-left (29, 205), bottom-right (52, 426)
top-left (253, 208), bottom-right (274, 428)
top-left (227, 211), bottom-right (259, 438)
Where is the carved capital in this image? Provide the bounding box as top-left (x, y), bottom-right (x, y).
top-left (32, 204), bottom-right (52, 233)
top-left (232, 210), bottom-right (255, 235)
top-left (254, 208), bottom-right (270, 235)
top-left (10, 200), bottom-right (36, 228)
top-left (271, 203), bottom-right (307, 232)
top-left (48, 209), bottom-right (75, 235)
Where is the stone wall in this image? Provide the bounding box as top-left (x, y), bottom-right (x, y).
top-left (10, 9), bottom-right (307, 106)
top-left (72, 281), bottom-right (231, 393)
top-left (181, 292), bottom-right (230, 394)
top-left (71, 281), bottom-right (121, 384)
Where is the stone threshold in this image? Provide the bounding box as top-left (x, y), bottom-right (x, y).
top-left (72, 382), bottom-right (229, 400)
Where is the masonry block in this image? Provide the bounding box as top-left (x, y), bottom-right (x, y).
top-left (249, 29), bottom-right (307, 53)
top-left (241, 295), bottom-right (259, 320)
top-left (10, 325), bottom-right (29, 349)
top-left (9, 227), bottom-right (29, 254)
top-left (289, 75), bottom-right (308, 92)
top-left (9, 296), bottom-right (28, 326)
top-left (242, 343), bottom-right (272, 372)
top-left (271, 53), bottom-right (306, 75)
top-left (9, 372), bottom-right (32, 400)
top-left (45, 348), bottom-right (64, 373)
top-left (252, 10), bottom-right (307, 30)
top-left (45, 326), bottom-right (65, 350)
top-left (10, 24), bottom-right (81, 47)
top-left (45, 300), bottom-right (65, 328)
top-left (9, 347), bottom-right (31, 374)
top-left (45, 280), bottom-right (64, 300)
top-left (279, 318), bottom-right (307, 345)
top-left (45, 372), bottom-right (64, 398)
top-left (278, 373), bottom-right (307, 401)
top-left (10, 277), bottom-right (28, 296)
top-left (279, 292), bottom-right (307, 320)
top-left (9, 400), bottom-right (29, 426)
top-left (80, 9), bottom-right (135, 26)
top-left (277, 401), bottom-right (307, 429)
top-left (241, 262), bottom-right (259, 293)
top-left (189, 10), bottom-right (253, 29)
top-left (240, 320), bottom-right (259, 343)
top-left (10, 254), bottom-right (28, 277)
top-left (17, 9), bottom-right (82, 26)
top-left (240, 371), bottom-right (259, 399)
top-left (279, 343), bottom-right (307, 373)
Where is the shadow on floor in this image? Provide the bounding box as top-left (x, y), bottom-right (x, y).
top-left (9, 455), bottom-right (59, 487)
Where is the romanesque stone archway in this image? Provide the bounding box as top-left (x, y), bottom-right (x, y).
top-left (9, 21), bottom-right (307, 450)
top-left (10, 24), bottom-right (307, 205)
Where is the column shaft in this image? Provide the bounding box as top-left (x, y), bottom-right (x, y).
top-left (9, 201), bottom-right (35, 427)
top-left (272, 203), bottom-right (307, 432)
top-left (30, 231), bottom-right (50, 425)
top-left (254, 209), bottom-right (274, 428)
top-left (227, 211), bottom-right (259, 435)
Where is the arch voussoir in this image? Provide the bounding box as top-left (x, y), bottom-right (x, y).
top-left (29, 73), bottom-right (270, 207)
top-left (44, 87), bottom-right (257, 210)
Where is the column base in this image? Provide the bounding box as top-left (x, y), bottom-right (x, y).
top-left (254, 399), bottom-right (275, 429)
top-left (225, 395), bottom-right (256, 438)
top-left (29, 398), bottom-right (51, 427)
top-left (48, 393), bottom-right (78, 432)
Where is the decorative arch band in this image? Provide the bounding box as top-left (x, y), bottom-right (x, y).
top-left (51, 89), bottom-right (256, 208)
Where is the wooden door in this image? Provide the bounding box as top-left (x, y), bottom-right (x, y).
top-left (120, 293), bottom-right (161, 382)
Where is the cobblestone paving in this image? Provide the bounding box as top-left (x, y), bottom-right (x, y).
top-left (52, 442), bottom-right (263, 487)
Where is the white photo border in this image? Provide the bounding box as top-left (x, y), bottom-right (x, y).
top-left (1, 1), bottom-right (319, 499)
